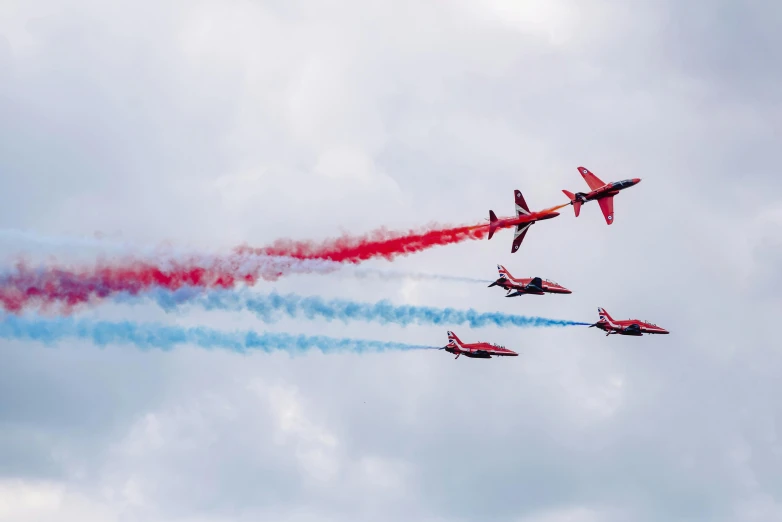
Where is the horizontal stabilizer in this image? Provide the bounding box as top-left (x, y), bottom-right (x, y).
top-left (562, 190), bottom-right (581, 217)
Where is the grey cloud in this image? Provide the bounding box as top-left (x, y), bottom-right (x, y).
top-left (659, 2), bottom-right (782, 102)
top-left (0, 0), bottom-right (781, 521)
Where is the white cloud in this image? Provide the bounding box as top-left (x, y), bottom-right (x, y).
top-left (0, 480), bottom-right (118, 522)
top-left (264, 383), bottom-right (341, 482)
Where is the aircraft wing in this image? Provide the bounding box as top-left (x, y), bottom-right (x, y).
top-left (598, 196), bottom-right (614, 225)
top-left (527, 276), bottom-right (543, 291)
top-left (623, 324), bottom-right (643, 335)
top-left (511, 222), bottom-right (531, 253)
top-left (514, 190), bottom-right (530, 216)
top-left (578, 166), bottom-right (605, 191)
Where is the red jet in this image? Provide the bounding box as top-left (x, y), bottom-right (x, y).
top-left (440, 331), bottom-right (518, 359)
top-left (488, 190), bottom-right (562, 253)
top-left (488, 264), bottom-right (572, 297)
top-left (562, 166), bottom-right (641, 225)
top-left (588, 307), bottom-right (669, 336)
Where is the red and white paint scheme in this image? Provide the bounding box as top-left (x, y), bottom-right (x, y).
top-left (589, 307), bottom-right (669, 336)
top-left (488, 190), bottom-right (561, 253)
top-left (440, 331), bottom-right (519, 360)
top-left (488, 264), bottom-right (571, 297)
top-left (562, 166), bottom-right (641, 225)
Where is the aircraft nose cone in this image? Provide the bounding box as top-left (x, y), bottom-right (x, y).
top-left (632, 178), bottom-right (641, 184)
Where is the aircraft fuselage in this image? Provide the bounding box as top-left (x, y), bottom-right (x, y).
top-left (575, 179), bottom-right (640, 203)
top-left (442, 331), bottom-right (519, 359)
top-left (492, 210), bottom-right (560, 231)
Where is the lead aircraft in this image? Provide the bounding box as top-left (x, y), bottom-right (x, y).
top-left (488, 264), bottom-right (571, 297)
top-left (562, 166), bottom-right (641, 224)
top-left (440, 331), bottom-right (518, 359)
top-left (488, 190), bottom-right (561, 253)
top-left (588, 307), bottom-right (669, 336)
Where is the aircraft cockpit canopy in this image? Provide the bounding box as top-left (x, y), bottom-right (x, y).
top-left (612, 179), bottom-right (635, 189)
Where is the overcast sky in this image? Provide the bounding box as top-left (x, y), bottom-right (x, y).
top-left (1, 1), bottom-right (781, 521)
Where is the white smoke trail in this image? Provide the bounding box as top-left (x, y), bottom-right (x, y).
top-left (0, 229), bottom-right (488, 284)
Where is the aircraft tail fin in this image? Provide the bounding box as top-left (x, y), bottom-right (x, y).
top-left (488, 210), bottom-right (498, 239)
top-left (497, 264), bottom-right (512, 280)
top-left (447, 330), bottom-right (463, 346)
top-left (597, 307), bottom-right (613, 322)
top-left (562, 190), bottom-right (582, 217)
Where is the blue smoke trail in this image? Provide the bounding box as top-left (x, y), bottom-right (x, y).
top-left (0, 314), bottom-right (433, 354)
top-left (124, 288), bottom-right (591, 328)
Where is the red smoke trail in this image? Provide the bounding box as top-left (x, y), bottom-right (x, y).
top-left (0, 260), bottom-right (246, 314)
top-left (236, 223), bottom-right (489, 262)
top-left (0, 222), bottom-right (489, 313)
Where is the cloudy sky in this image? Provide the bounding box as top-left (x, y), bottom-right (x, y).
top-left (1, 1), bottom-right (781, 521)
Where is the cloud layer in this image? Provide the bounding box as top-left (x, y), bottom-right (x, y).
top-left (1, 1), bottom-right (781, 521)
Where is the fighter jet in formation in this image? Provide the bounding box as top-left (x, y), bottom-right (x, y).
top-left (439, 331), bottom-right (518, 359)
top-left (588, 307), bottom-right (669, 336)
top-left (488, 190), bottom-right (562, 253)
top-left (487, 264), bottom-right (571, 297)
top-left (562, 166), bottom-right (641, 225)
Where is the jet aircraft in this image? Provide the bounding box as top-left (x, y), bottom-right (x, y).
top-left (488, 190), bottom-right (562, 253)
top-left (439, 331), bottom-right (518, 359)
top-left (588, 307), bottom-right (669, 336)
top-left (487, 264), bottom-right (571, 297)
top-left (562, 166), bottom-right (641, 224)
